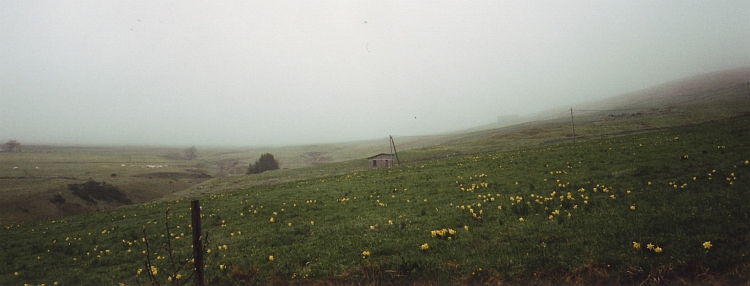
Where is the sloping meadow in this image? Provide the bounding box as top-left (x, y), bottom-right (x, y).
top-left (2, 116), bottom-right (749, 285)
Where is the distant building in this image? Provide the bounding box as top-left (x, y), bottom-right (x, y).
top-left (367, 153), bottom-right (395, 169)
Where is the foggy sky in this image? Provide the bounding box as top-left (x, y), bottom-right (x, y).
top-left (1, 1), bottom-right (749, 146)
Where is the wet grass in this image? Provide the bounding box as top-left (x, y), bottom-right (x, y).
top-left (1, 115), bottom-right (749, 285)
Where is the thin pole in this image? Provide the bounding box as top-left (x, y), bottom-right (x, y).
top-left (390, 136), bottom-right (400, 165)
top-left (570, 108), bottom-right (576, 144)
top-left (191, 200), bottom-right (204, 286)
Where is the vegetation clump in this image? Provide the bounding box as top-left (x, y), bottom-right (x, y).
top-left (67, 180), bottom-right (133, 205)
top-left (1, 140), bottom-right (21, 152)
top-left (184, 146), bottom-right (198, 160)
top-left (247, 153), bottom-right (280, 174)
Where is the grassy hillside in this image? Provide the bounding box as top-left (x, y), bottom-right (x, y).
top-left (0, 146), bottom-right (215, 224)
top-left (0, 136), bottom-right (441, 224)
top-left (2, 67), bottom-right (749, 284)
top-left (2, 115), bottom-right (748, 285)
top-left (3, 68), bottom-right (749, 226)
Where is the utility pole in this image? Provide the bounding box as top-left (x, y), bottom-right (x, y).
top-left (570, 108), bottom-right (576, 144)
top-left (389, 136), bottom-right (400, 165)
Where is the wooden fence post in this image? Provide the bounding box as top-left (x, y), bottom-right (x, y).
top-left (191, 200), bottom-right (204, 286)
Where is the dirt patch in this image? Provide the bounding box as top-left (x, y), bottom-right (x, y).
top-left (491, 132), bottom-right (521, 140)
top-left (49, 194), bottom-right (66, 204)
top-left (301, 152), bottom-right (334, 165)
top-left (131, 171), bottom-right (212, 180)
top-left (521, 127), bottom-right (546, 136)
top-left (68, 180), bottom-right (133, 205)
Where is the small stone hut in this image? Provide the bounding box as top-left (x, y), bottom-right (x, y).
top-left (367, 153), bottom-right (395, 169)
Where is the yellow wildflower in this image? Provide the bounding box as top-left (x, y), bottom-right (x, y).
top-left (150, 265), bottom-right (158, 275)
top-left (269, 255), bottom-right (274, 261)
top-left (421, 243), bottom-right (429, 250)
top-left (703, 241), bottom-right (712, 249)
top-left (646, 243), bottom-right (654, 250)
top-left (654, 246), bottom-right (663, 253)
top-left (362, 251), bottom-right (370, 257)
top-left (633, 242), bottom-right (640, 249)
top-left (630, 205), bottom-right (636, 211)
top-left (519, 217), bottom-right (524, 222)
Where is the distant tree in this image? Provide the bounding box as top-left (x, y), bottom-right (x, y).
top-left (247, 153), bottom-right (280, 174)
top-left (1, 140), bottom-right (21, 152)
top-left (184, 146), bottom-right (198, 160)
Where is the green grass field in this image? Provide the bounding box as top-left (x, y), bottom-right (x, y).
top-left (2, 113), bottom-right (748, 285)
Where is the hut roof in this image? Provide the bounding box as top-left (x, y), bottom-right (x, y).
top-left (367, 153), bottom-right (393, 160)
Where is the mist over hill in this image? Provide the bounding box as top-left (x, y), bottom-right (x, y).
top-left (466, 67), bottom-right (750, 134)
top-left (583, 66), bottom-right (750, 111)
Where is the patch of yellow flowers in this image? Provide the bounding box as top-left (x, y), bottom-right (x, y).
top-left (634, 242), bottom-right (663, 253)
top-left (430, 228), bottom-right (456, 240)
